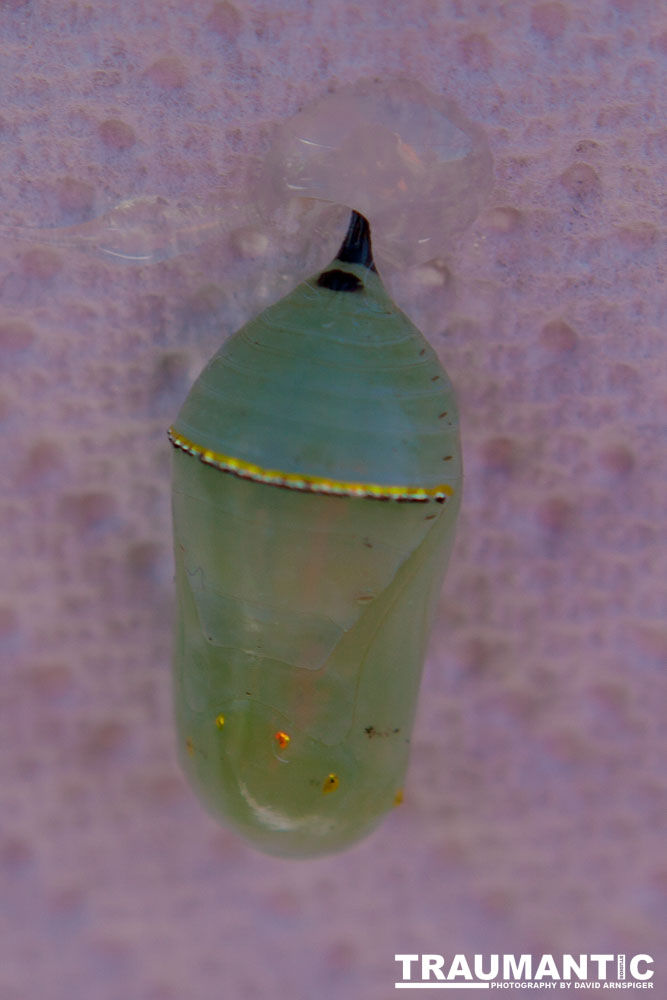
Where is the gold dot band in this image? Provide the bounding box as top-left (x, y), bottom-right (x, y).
top-left (167, 427), bottom-right (454, 503)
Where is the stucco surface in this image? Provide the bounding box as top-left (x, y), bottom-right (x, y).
top-left (1, 1), bottom-right (665, 998)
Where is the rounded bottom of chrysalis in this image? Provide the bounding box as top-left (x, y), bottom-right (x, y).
top-left (171, 449), bottom-right (460, 858)
top-left (178, 700), bottom-right (401, 859)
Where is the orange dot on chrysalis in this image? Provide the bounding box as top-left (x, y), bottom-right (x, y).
top-left (274, 731), bottom-right (290, 750)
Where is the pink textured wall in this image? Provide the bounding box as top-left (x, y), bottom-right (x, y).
top-left (1, 1), bottom-right (665, 998)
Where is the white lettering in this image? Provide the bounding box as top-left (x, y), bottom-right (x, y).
top-left (394, 955), bottom-right (418, 980)
top-left (475, 954), bottom-right (500, 980)
top-left (422, 954), bottom-right (446, 981)
top-left (535, 955), bottom-right (561, 980)
top-left (629, 955), bottom-right (654, 981)
top-left (394, 953), bottom-right (655, 988)
top-left (447, 954), bottom-right (473, 980)
top-left (504, 955), bottom-right (532, 981)
top-left (590, 956), bottom-right (614, 979)
top-left (563, 955), bottom-right (588, 980)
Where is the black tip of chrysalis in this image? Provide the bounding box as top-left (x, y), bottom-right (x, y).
top-left (317, 210), bottom-right (377, 292)
top-left (335, 210), bottom-right (377, 271)
top-left (317, 268), bottom-right (364, 291)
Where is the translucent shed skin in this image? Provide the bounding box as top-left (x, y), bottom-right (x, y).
top-left (170, 214), bottom-right (462, 858)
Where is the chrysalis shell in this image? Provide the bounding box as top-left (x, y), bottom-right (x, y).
top-left (169, 213), bottom-right (461, 858)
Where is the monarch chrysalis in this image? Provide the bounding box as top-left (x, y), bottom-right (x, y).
top-left (169, 211), bottom-right (462, 858)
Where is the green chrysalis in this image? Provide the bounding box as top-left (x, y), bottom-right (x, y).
top-left (169, 212), bottom-right (461, 858)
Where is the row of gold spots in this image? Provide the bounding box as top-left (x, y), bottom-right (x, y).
top-left (190, 723), bottom-right (403, 805)
top-left (209, 718), bottom-right (340, 795)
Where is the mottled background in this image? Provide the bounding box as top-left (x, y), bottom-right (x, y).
top-left (1, 1), bottom-right (665, 998)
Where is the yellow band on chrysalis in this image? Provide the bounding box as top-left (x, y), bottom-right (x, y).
top-left (167, 427), bottom-right (454, 503)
